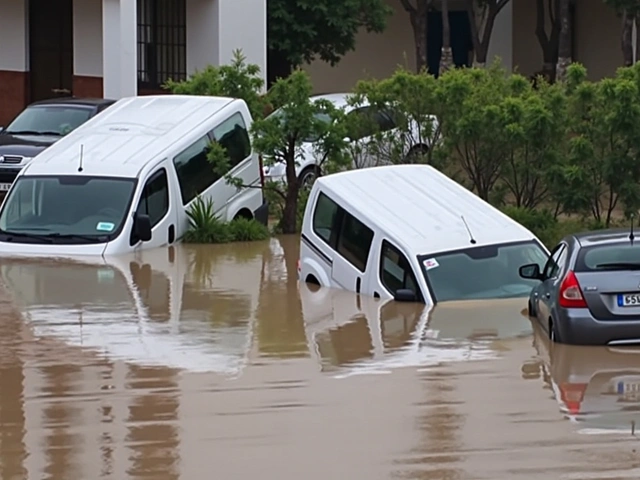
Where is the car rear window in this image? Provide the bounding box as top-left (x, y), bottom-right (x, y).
top-left (576, 242), bottom-right (640, 271)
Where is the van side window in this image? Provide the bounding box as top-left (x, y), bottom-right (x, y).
top-left (337, 213), bottom-right (374, 272)
top-left (312, 192), bottom-right (339, 243)
top-left (312, 191), bottom-right (374, 272)
top-left (380, 240), bottom-right (420, 298)
top-left (211, 112), bottom-right (251, 171)
top-left (131, 168), bottom-right (169, 245)
top-left (173, 135), bottom-right (214, 205)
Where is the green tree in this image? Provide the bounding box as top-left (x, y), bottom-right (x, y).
top-left (436, 62), bottom-right (519, 200)
top-left (164, 50), bottom-right (267, 120)
top-left (499, 78), bottom-right (568, 208)
top-left (554, 63), bottom-right (640, 225)
top-left (268, 0), bottom-right (392, 83)
top-left (211, 70), bottom-right (350, 234)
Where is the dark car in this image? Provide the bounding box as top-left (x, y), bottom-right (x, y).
top-left (519, 228), bottom-right (640, 346)
top-left (0, 97), bottom-right (115, 190)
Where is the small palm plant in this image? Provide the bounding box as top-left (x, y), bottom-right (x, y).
top-left (183, 196), bottom-right (231, 243)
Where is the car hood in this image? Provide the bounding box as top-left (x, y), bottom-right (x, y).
top-left (0, 133), bottom-right (58, 157)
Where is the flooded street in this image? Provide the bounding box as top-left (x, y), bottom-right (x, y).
top-left (1, 236), bottom-right (640, 479)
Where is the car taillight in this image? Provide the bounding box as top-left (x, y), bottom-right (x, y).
top-left (559, 382), bottom-right (588, 415)
top-left (558, 270), bottom-right (587, 308)
top-left (258, 154), bottom-right (265, 188)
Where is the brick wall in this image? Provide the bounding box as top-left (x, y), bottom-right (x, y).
top-left (0, 71), bottom-right (28, 126)
top-left (72, 75), bottom-right (103, 98)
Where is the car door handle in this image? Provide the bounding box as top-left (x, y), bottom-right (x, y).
top-left (545, 293), bottom-right (551, 299)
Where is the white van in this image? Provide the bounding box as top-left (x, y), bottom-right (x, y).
top-left (299, 164), bottom-right (550, 305)
top-left (0, 95), bottom-right (268, 257)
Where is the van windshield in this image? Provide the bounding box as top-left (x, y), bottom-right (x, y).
top-left (418, 240), bottom-right (548, 302)
top-left (0, 175), bottom-right (136, 244)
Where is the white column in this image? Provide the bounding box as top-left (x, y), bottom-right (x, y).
top-left (186, 0), bottom-right (267, 90)
top-left (73, 0), bottom-right (103, 78)
top-left (487, 1), bottom-right (513, 70)
top-left (102, 0), bottom-right (137, 99)
top-left (633, 21), bottom-right (638, 63)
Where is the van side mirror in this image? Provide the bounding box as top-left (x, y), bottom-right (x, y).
top-left (519, 263), bottom-right (542, 281)
top-left (134, 213), bottom-right (152, 242)
top-left (394, 288), bottom-right (417, 302)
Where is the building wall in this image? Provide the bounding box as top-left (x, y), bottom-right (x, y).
top-left (0, 0), bottom-right (28, 125)
top-left (512, 0), bottom-right (620, 80)
top-left (72, 0), bottom-right (104, 97)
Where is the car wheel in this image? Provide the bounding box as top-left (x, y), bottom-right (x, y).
top-left (298, 166), bottom-right (320, 190)
top-left (404, 144), bottom-right (429, 163)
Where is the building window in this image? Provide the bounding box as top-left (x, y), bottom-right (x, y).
top-left (137, 0), bottom-right (187, 90)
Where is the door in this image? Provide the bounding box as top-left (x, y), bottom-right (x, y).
top-left (131, 168), bottom-right (178, 250)
top-left (29, 0), bottom-right (73, 101)
top-left (537, 243), bottom-right (568, 325)
top-left (372, 240), bottom-right (423, 302)
top-left (427, 10), bottom-right (473, 77)
top-left (330, 208), bottom-right (375, 295)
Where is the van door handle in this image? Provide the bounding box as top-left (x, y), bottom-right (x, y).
top-left (545, 293), bottom-right (550, 299)
top-left (374, 291), bottom-right (380, 299)
top-left (356, 277), bottom-right (361, 294)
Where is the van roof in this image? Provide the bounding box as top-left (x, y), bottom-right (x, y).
top-left (23, 95), bottom-right (236, 178)
top-left (314, 165), bottom-right (538, 256)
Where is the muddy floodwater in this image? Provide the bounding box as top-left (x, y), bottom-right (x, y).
top-left (1, 236), bottom-right (640, 479)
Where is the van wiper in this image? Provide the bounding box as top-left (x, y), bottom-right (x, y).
top-left (4, 130), bottom-right (61, 136)
top-left (0, 229), bottom-right (54, 243)
top-left (595, 262), bottom-right (640, 270)
top-left (44, 233), bottom-right (106, 242)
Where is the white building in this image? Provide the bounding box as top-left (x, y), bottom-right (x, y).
top-left (0, 0), bottom-right (266, 125)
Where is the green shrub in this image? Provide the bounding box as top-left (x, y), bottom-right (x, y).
top-left (183, 196), bottom-right (269, 244)
top-left (227, 217), bottom-right (270, 241)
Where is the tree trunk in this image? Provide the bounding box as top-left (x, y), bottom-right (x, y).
top-left (281, 149), bottom-right (300, 234)
top-left (467, 0), bottom-right (509, 67)
top-left (622, 10), bottom-right (634, 66)
top-left (555, 0), bottom-right (571, 82)
top-left (635, 14), bottom-right (640, 63)
top-left (439, 0), bottom-right (453, 75)
top-left (400, 0), bottom-right (431, 72)
top-left (534, 0), bottom-right (560, 81)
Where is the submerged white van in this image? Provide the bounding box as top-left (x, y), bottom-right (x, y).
top-left (299, 164), bottom-right (550, 305)
top-left (0, 95), bottom-right (268, 257)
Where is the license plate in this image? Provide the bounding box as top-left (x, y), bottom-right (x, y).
top-left (0, 183), bottom-right (11, 191)
top-left (618, 293), bottom-right (640, 306)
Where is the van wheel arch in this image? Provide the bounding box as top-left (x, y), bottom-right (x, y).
top-left (233, 208), bottom-right (253, 221)
top-left (405, 144), bottom-right (429, 162)
top-left (305, 274), bottom-right (320, 285)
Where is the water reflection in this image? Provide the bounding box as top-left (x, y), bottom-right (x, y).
top-left (299, 284), bottom-right (521, 377)
top-left (125, 364), bottom-right (180, 479)
top-left (522, 320), bottom-right (640, 434)
top-left (0, 295), bottom-right (27, 480)
top-left (0, 243), bottom-right (270, 375)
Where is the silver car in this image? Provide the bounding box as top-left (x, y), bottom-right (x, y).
top-left (519, 229), bottom-right (640, 346)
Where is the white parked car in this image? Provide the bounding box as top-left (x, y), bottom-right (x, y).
top-left (262, 93), bottom-right (438, 188)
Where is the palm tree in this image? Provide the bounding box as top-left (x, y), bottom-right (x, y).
top-left (439, 0), bottom-right (454, 75)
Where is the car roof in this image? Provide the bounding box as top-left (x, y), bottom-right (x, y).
top-left (23, 95), bottom-right (237, 178)
top-left (28, 97), bottom-right (116, 108)
top-left (572, 228), bottom-right (636, 247)
top-left (313, 164), bottom-right (538, 256)
top-left (310, 93), bottom-right (356, 110)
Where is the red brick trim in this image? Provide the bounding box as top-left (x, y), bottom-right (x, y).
top-left (73, 75), bottom-right (103, 98)
top-left (0, 70), bottom-right (29, 126)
